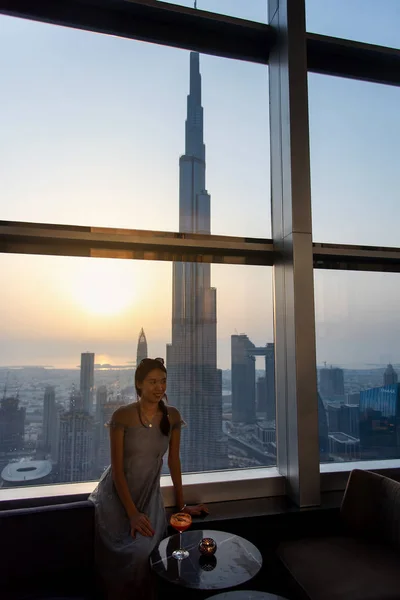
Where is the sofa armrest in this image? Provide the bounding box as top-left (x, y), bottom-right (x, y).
top-left (341, 469), bottom-right (400, 550)
top-left (0, 501), bottom-right (95, 594)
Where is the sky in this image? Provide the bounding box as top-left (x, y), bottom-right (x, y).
top-left (0, 1), bottom-right (399, 369)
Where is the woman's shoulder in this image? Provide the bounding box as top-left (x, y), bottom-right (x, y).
top-left (110, 403), bottom-right (137, 427)
top-left (166, 404), bottom-right (180, 423)
top-left (166, 405), bottom-right (186, 429)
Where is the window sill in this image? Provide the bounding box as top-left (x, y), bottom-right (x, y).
top-left (1, 461), bottom-right (400, 510)
top-left (0, 466), bottom-right (284, 508)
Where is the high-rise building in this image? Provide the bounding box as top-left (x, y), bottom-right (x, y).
top-left (43, 386), bottom-right (55, 450)
top-left (231, 335), bottom-right (256, 424)
top-left (70, 387), bottom-right (84, 411)
top-left (319, 366), bottom-right (345, 399)
top-left (327, 403), bottom-right (341, 432)
top-left (384, 364), bottom-right (398, 386)
top-left (166, 52), bottom-right (225, 473)
top-left (346, 392), bottom-right (360, 404)
top-left (359, 383), bottom-right (400, 460)
top-left (0, 396), bottom-right (25, 453)
top-left (231, 337), bottom-right (275, 424)
top-left (80, 352), bottom-right (94, 413)
top-left (58, 389), bottom-right (95, 482)
top-left (42, 386), bottom-right (61, 461)
top-left (256, 376), bottom-right (267, 413)
top-left (95, 385), bottom-right (108, 423)
top-left (136, 328), bottom-right (148, 365)
top-left (340, 403), bottom-right (360, 438)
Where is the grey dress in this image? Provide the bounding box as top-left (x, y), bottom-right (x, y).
top-left (89, 406), bottom-right (177, 598)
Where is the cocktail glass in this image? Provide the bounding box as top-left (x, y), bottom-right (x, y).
top-left (170, 512), bottom-right (192, 560)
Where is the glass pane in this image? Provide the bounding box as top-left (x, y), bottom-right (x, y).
top-left (0, 254), bottom-right (274, 488)
top-left (159, 0), bottom-right (268, 23)
top-left (309, 73), bottom-right (400, 246)
top-left (306, 0), bottom-right (399, 49)
top-left (0, 15), bottom-right (270, 238)
top-left (315, 269), bottom-right (400, 465)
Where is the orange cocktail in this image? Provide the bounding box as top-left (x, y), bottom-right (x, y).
top-left (170, 512), bottom-right (192, 559)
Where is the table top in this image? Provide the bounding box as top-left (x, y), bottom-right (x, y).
top-left (150, 529), bottom-right (262, 591)
top-left (205, 591), bottom-right (289, 600)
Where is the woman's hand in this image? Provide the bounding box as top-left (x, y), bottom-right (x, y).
top-left (183, 504), bottom-right (209, 516)
top-left (130, 512), bottom-right (155, 538)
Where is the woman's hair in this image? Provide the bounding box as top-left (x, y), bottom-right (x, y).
top-left (135, 358), bottom-right (170, 436)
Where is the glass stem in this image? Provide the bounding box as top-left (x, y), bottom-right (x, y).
top-left (179, 531), bottom-right (182, 550)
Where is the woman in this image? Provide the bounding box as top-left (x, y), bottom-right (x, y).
top-left (89, 357), bottom-right (208, 599)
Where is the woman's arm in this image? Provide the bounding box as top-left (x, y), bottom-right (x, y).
top-left (167, 419), bottom-right (185, 510)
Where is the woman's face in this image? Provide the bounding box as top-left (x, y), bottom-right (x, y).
top-left (138, 368), bottom-right (167, 403)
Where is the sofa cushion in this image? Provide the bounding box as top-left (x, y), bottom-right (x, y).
top-left (278, 536), bottom-right (400, 600)
top-left (341, 469), bottom-right (400, 551)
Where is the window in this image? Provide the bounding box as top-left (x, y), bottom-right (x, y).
top-left (0, 15), bottom-right (270, 239)
top-left (306, 0), bottom-right (400, 49)
top-left (309, 74), bottom-right (400, 246)
top-left (315, 269), bottom-right (400, 465)
top-left (0, 253), bottom-right (275, 488)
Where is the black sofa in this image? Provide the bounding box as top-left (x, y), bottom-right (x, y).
top-left (0, 500), bottom-right (96, 600)
top-left (278, 469), bottom-right (400, 600)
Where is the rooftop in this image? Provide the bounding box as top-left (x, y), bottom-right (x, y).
top-left (1, 460), bottom-right (52, 483)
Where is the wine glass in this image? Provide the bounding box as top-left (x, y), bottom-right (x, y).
top-left (170, 512), bottom-right (192, 560)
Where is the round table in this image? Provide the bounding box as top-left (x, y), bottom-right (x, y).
top-left (206, 591), bottom-right (289, 599)
top-left (150, 529), bottom-right (262, 591)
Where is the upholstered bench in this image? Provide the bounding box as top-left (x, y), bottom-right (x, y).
top-left (0, 501), bottom-right (96, 600)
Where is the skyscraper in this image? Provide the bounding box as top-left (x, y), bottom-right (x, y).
top-left (359, 383), bottom-right (400, 460)
top-left (384, 364), bottom-right (398, 386)
top-left (0, 396), bottom-right (25, 453)
top-left (256, 376), bottom-right (267, 413)
top-left (319, 366), bottom-right (345, 399)
top-left (340, 403), bottom-right (360, 438)
top-left (231, 336), bottom-right (275, 424)
top-left (136, 328), bottom-right (148, 365)
top-left (166, 52), bottom-right (224, 473)
top-left (80, 352), bottom-right (94, 413)
top-left (231, 335), bottom-right (256, 424)
top-left (58, 389), bottom-right (95, 482)
top-left (95, 385), bottom-right (108, 423)
top-left (42, 385), bottom-right (61, 461)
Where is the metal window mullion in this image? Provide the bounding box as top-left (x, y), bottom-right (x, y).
top-left (0, 0), bottom-right (274, 65)
top-left (269, 0), bottom-right (320, 507)
top-left (0, 222), bottom-right (274, 266)
top-left (307, 33), bottom-right (400, 88)
top-left (2, 0), bottom-right (400, 88)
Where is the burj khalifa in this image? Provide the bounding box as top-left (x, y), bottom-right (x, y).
top-left (166, 53), bottom-right (226, 473)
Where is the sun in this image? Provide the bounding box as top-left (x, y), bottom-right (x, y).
top-left (70, 259), bottom-right (135, 316)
